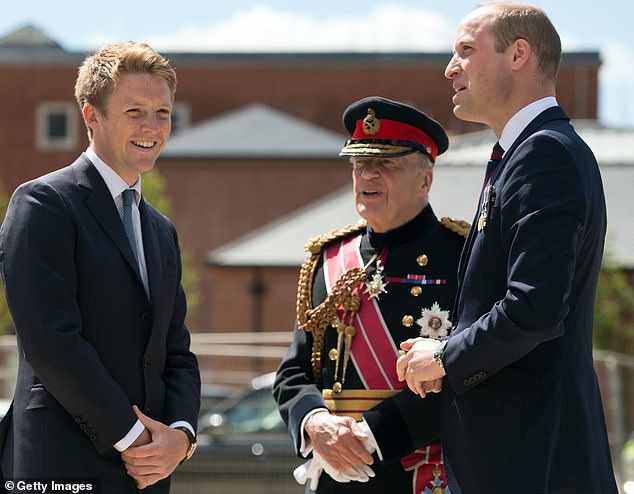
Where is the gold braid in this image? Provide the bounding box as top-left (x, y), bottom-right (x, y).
top-left (296, 221), bottom-right (366, 383)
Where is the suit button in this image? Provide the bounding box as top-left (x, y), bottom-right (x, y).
top-left (144, 408), bottom-right (151, 415)
top-left (141, 313), bottom-right (151, 323)
top-left (402, 315), bottom-right (414, 327)
top-left (416, 254), bottom-right (428, 267)
top-left (89, 434), bottom-right (97, 441)
top-left (144, 358), bottom-right (151, 368)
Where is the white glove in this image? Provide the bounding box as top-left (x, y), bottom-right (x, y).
top-left (293, 455), bottom-right (324, 491)
top-left (293, 450), bottom-right (375, 489)
top-left (320, 451), bottom-right (375, 483)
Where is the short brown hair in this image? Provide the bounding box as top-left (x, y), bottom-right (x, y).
top-left (74, 41), bottom-right (177, 138)
top-left (481, 2), bottom-right (561, 83)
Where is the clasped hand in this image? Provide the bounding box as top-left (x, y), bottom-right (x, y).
top-left (121, 405), bottom-right (190, 490)
top-left (295, 411), bottom-right (376, 489)
top-left (396, 337), bottom-right (445, 398)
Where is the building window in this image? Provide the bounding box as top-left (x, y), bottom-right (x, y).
top-left (171, 102), bottom-right (191, 134)
top-left (36, 102), bottom-right (79, 151)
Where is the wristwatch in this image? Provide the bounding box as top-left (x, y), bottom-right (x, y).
top-left (433, 340), bottom-right (448, 370)
top-left (176, 427), bottom-right (197, 464)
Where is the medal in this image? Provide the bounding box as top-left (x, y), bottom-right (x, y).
top-left (364, 258), bottom-right (388, 300)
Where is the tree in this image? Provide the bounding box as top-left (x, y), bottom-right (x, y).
top-left (593, 256), bottom-right (634, 354)
top-left (141, 169), bottom-right (201, 316)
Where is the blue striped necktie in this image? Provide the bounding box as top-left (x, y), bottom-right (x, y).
top-left (121, 189), bottom-right (139, 263)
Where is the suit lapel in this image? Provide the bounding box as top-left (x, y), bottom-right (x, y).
top-left (453, 106), bottom-right (570, 315)
top-left (73, 155), bottom-right (144, 287)
top-left (139, 199), bottom-right (162, 311)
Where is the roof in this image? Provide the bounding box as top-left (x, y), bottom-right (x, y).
top-left (0, 24), bottom-right (61, 48)
top-left (207, 120), bottom-right (634, 268)
top-left (0, 24), bottom-right (80, 64)
top-left (161, 103), bottom-right (346, 159)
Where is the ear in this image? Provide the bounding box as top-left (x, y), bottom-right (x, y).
top-left (510, 38), bottom-right (531, 71)
top-left (421, 167), bottom-right (434, 191)
top-left (82, 103), bottom-right (99, 132)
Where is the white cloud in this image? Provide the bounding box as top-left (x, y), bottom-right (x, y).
top-left (598, 43), bottom-right (634, 127)
top-left (146, 4), bottom-right (454, 52)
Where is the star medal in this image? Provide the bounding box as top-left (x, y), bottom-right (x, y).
top-left (364, 258), bottom-right (388, 300)
top-left (417, 302), bottom-right (452, 338)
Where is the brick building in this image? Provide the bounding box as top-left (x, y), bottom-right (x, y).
top-left (0, 25), bottom-right (601, 333)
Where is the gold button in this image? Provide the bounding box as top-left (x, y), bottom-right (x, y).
top-left (331, 319), bottom-right (339, 328)
top-left (333, 382), bottom-right (343, 393)
top-left (416, 254), bottom-right (428, 267)
top-left (402, 315), bottom-right (414, 327)
top-left (410, 286), bottom-right (422, 297)
top-left (328, 348), bottom-right (338, 361)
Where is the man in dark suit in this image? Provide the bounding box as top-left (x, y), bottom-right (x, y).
top-left (0, 41), bottom-right (200, 493)
top-left (274, 97), bottom-right (467, 493)
top-left (397, 3), bottom-right (618, 493)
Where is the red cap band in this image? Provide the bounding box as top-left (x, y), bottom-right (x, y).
top-left (351, 118), bottom-right (438, 160)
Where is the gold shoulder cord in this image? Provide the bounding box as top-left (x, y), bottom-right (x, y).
top-left (296, 221), bottom-right (367, 384)
top-left (440, 216), bottom-right (471, 238)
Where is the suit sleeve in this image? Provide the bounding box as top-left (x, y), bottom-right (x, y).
top-left (158, 222), bottom-right (200, 431)
top-left (444, 132), bottom-right (589, 394)
top-left (273, 324), bottom-right (327, 456)
top-left (0, 182), bottom-right (139, 453)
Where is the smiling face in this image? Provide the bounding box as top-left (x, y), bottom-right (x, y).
top-left (84, 73), bottom-right (173, 185)
top-left (351, 153), bottom-right (433, 233)
top-left (445, 7), bottom-right (514, 134)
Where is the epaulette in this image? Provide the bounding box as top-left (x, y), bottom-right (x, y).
top-left (304, 220), bottom-right (367, 255)
top-left (440, 216), bottom-right (471, 238)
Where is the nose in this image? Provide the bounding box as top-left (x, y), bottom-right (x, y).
top-left (142, 114), bottom-right (161, 132)
top-left (445, 54), bottom-right (460, 79)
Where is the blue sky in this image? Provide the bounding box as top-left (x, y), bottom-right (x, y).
top-left (3, 1), bottom-right (633, 128)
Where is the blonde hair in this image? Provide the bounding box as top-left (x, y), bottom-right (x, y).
top-left (74, 41), bottom-right (177, 139)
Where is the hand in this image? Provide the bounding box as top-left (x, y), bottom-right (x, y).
top-left (304, 411), bottom-right (374, 472)
top-left (121, 406), bottom-right (190, 489)
top-left (396, 338), bottom-right (446, 398)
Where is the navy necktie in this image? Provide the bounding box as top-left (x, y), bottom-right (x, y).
top-left (121, 189), bottom-right (139, 263)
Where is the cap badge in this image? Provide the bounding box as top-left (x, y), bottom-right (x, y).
top-left (362, 108), bottom-right (381, 135)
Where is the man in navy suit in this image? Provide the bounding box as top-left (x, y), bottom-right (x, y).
top-left (396, 3), bottom-right (618, 493)
top-left (0, 42), bottom-right (200, 492)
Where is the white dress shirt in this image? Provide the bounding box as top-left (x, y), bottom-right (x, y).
top-left (499, 96), bottom-right (558, 153)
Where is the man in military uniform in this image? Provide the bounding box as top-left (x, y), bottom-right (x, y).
top-left (273, 96), bottom-right (467, 493)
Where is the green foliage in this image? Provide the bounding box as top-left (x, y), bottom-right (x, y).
top-left (593, 257), bottom-right (634, 354)
top-left (141, 169), bottom-right (201, 318)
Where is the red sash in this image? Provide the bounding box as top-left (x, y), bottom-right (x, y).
top-left (324, 235), bottom-right (403, 389)
top-left (323, 235), bottom-right (449, 493)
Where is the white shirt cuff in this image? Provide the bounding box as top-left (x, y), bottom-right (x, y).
top-left (114, 419), bottom-right (145, 452)
top-left (358, 418), bottom-right (383, 461)
top-left (169, 420), bottom-right (196, 438)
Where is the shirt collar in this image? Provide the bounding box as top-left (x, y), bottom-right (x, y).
top-left (85, 147), bottom-right (141, 204)
top-left (499, 96), bottom-right (558, 152)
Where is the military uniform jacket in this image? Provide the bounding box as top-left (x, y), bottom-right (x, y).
top-left (274, 205), bottom-right (465, 493)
